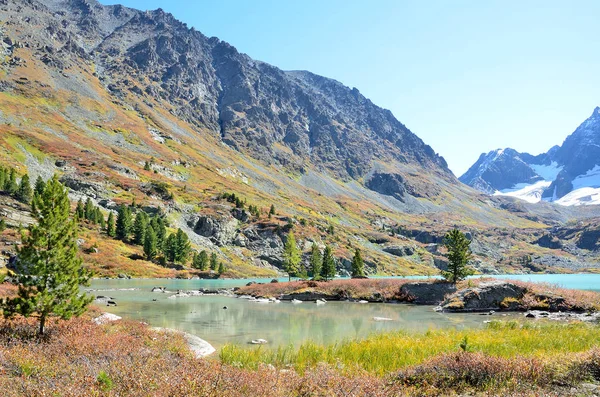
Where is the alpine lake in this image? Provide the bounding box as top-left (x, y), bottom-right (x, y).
top-left (86, 274), bottom-right (600, 350)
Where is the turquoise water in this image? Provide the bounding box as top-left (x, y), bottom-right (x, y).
top-left (87, 274), bottom-right (598, 349)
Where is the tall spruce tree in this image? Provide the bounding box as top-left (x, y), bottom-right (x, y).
top-left (174, 228), bottom-right (191, 264)
top-left (351, 248), bottom-right (365, 278)
top-left (106, 212), bottom-right (116, 237)
top-left (15, 174), bottom-right (32, 204)
top-left (2, 175), bottom-right (92, 335)
top-left (143, 226), bottom-right (158, 260)
top-left (218, 261), bottom-right (225, 275)
top-left (84, 198), bottom-right (95, 222)
top-left (193, 250), bottom-right (209, 270)
top-left (164, 233), bottom-right (177, 263)
top-left (34, 176), bottom-right (45, 196)
top-left (309, 243), bottom-right (322, 280)
top-left (4, 168), bottom-right (17, 195)
top-left (283, 231), bottom-right (301, 281)
top-left (133, 211), bottom-right (148, 245)
top-left (210, 252), bottom-right (218, 271)
top-left (75, 199), bottom-right (85, 220)
top-left (115, 204), bottom-right (132, 241)
top-left (320, 245), bottom-right (336, 281)
top-left (442, 229), bottom-right (474, 283)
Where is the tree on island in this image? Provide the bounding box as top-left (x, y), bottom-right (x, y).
top-left (2, 175), bottom-right (92, 335)
top-left (283, 231), bottom-right (301, 281)
top-left (320, 245), bottom-right (336, 281)
top-left (442, 229), bottom-right (474, 283)
top-left (351, 248), bottom-right (365, 278)
top-left (309, 243), bottom-right (322, 280)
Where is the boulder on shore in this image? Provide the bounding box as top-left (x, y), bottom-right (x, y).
top-left (439, 281), bottom-right (526, 312)
top-left (399, 281), bottom-right (456, 305)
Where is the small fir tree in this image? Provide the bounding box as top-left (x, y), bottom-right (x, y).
top-left (115, 204), bottom-right (132, 241)
top-left (133, 211), bottom-right (148, 245)
top-left (442, 229), bottom-right (474, 283)
top-left (34, 176), bottom-right (45, 196)
top-left (174, 228), bottom-right (191, 264)
top-left (15, 173), bottom-right (32, 204)
top-left (84, 198), bottom-right (95, 222)
top-left (210, 252), bottom-right (218, 271)
top-left (351, 248), bottom-right (365, 278)
top-left (309, 243), bottom-right (322, 280)
top-left (218, 261), bottom-right (225, 275)
top-left (143, 226), bottom-right (158, 261)
top-left (106, 211), bottom-right (116, 237)
top-left (320, 245), bottom-right (336, 281)
top-left (2, 175), bottom-right (92, 335)
top-left (282, 231), bottom-right (301, 281)
top-left (4, 168), bottom-right (17, 195)
top-left (75, 199), bottom-right (85, 220)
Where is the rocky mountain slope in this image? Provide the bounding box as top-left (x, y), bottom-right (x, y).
top-left (461, 107), bottom-right (600, 206)
top-left (0, 0), bottom-right (599, 277)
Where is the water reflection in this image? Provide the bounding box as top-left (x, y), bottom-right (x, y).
top-left (86, 278), bottom-right (506, 348)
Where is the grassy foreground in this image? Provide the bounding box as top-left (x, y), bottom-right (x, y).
top-left (1, 310), bottom-right (600, 396)
top-left (221, 321), bottom-right (600, 375)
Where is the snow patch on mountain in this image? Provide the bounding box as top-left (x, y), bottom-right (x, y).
top-left (530, 162), bottom-right (562, 181)
top-left (572, 165), bottom-right (600, 190)
top-left (494, 180), bottom-right (551, 203)
top-left (555, 187), bottom-right (600, 206)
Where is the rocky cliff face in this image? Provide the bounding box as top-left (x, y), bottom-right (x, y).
top-left (461, 108), bottom-right (600, 205)
top-left (18, 0), bottom-right (450, 194)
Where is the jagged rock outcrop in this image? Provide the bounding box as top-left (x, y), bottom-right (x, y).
top-left (399, 282), bottom-right (456, 305)
top-left (193, 214), bottom-right (238, 246)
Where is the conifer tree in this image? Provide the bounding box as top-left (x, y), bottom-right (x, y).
top-left (218, 261), bottom-right (225, 275)
top-left (0, 167), bottom-right (6, 190)
top-left (15, 174), bottom-right (32, 204)
top-left (283, 231), bottom-right (301, 281)
top-left (143, 226), bottom-right (158, 260)
top-left (4, 168), bottom-right (17, 195)
top-left (2, 175), bottom-right (92, 335)
top-left (351, 248), bottom-right (365, 278)
top-left (192, 250), bottom-right (209, 270)
top-left (320, 245), bottom-right (336, 281)
top-left (95, 207), bottom-right (105, 228)
top-left (269, 204), bottom-right (276, 216)
top-left (75, 199), bottom-right (85, 220)
top-left (210, 252), bottom-right (218, 270)
top-left (442, 229), bottom-right (474, 283)
top-left (133, 211), bottom-right (148, 245)
top-left (174, 228), bottom-right (191, 264)
top-left (106, 211), bottom-right (116, 237)
top-left (115, 204), bottom-right (132, 241)
top-left (164, 233), bottom-right (177, 263)
top-left (0, 219), bottom-right (5, 233)
top-left (84, 198), bottom-right (95, 222)
top-left (34, 176), bottom-right (45, 196)
top-left (310, 243), bottom-right (322, 280)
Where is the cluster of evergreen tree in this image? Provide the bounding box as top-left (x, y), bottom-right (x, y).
top-left (308, 242), bottom-right (337, 281)
top-left (222, 192), bottom-right (262, 219)
top-left (191, 250), bottom-right (225, 274)
top-left (0, 167), bottom-right (33, 204)
top-left (222, 192), bottom-right (246, 209)
top-left (75, 198), bottom-right (106, 228)
top-left (110, 204), bottom-right (193, 265)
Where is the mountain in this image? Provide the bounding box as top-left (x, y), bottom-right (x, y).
top-left (460, 107), bottom-right (600, 206)
top-left (1, 0), bottom-right (600, 277)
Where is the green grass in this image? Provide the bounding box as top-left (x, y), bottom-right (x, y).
top-left (220, 321), bottom-right (600, 376)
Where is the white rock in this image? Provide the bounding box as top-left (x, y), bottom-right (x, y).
top-left (93, 312), bottom-right (122, 325)
top-left (373, 317), bottom-right (393, 321)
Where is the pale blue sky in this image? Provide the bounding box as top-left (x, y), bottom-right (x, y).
top-left (100, 0), bottom-right (600, 176)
